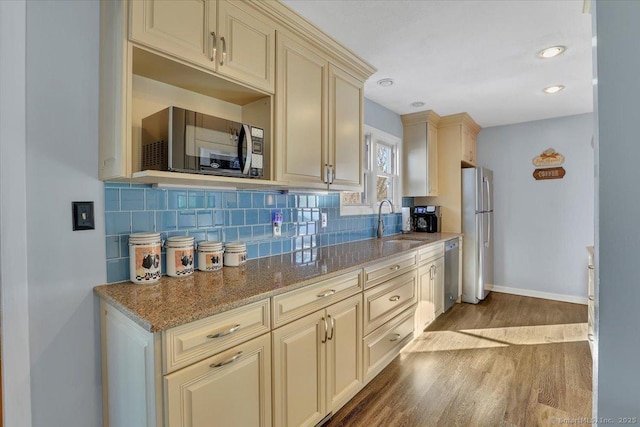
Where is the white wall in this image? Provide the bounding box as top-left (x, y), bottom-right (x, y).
top-left (26, 1), bottom-right (105, 426)
top-left (0, 1), bottom-right (33, 426)
top-left (594, 0), bottom-right (640, 418)
top-left (477, 113), bottom-right (594, 302)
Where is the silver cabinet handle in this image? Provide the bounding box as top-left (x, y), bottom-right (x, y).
top-left (389, 333), bottom-right (401, 342)
top-left (210, 31), bottom-right (217, 62)
top-left (220, 36), bottom-right (227, 66)
top-left (327, 315), bottom-right (335, 341)
top-left (211, 351), bottom-right (243, 368)
top-left (321, 317), bottom-right (328, 343)
top-left (207, 324), bottom-right (241, 339)
top-left (588, 265), bottom-right (595, 270)
top-left (588, 295), bottom-right (595, 301)
top-left (390, 265), bottom-right (400, 271)
top-left (317, 289), bottom-right (336, 298)
top-left (389, 295), bottom-right (401, 302)
top-left (588, 333), bottom-right (595, 342)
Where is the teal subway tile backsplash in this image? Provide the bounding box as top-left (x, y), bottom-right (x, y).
top-left (104, 184), bottom-right (402, 283)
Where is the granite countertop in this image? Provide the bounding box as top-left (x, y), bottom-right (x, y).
top-left (94, 232), bottom-right (461, 332)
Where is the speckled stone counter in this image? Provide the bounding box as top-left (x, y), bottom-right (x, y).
top-left (94, 233), bottom-right (461, 332)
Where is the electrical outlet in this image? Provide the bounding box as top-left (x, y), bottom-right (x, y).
top-left (272, 210), bottom-right (283, 237)
top-left (72, 201), bottom-right (95, 231)
top-left (321, 212), bottom-right (327, 228)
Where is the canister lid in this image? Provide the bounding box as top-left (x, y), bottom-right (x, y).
top-left (198, 241), bottom-right (223, 251)
top-left (166, 236), bottom-right (195, 247)
top-left (129, 232), bottom-right (161, 244)
top-left (225, 242), bottom-right (247, 253)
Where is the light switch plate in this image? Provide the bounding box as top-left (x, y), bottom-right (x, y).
top-left (72, 201), bottom-right (95, 231)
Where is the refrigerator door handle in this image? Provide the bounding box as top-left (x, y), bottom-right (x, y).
top-left (484, 177), bottom-right (492, 212)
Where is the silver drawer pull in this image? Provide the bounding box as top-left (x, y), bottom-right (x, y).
top-left (211, 351), bottom-right (243, 368)
top-left (588, 265), bottom-right (595, 270)
top-left (207, 324), bottom-right (241, 339)
top-left (588, 295), bottom-right (594, 301)
top-left (588, 333), bottom-right (595, 342)
top-left (389, 333), bottom-right (401, 342)
top-left (389, 295), bottom-right (401, 302)
top-left (390, 265), bottom-right (401, 271)
top-left (317, 289), bottom-right (336, 298)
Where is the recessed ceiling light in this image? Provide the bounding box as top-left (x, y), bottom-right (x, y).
top-left (410, 101), bottom-right (425, 108)
top-left (538, 46), bottom-right (566, 59)
top-left (543, 85), bottom-right (565, 94)
top-left (377, 78), bottom-right (394, 87)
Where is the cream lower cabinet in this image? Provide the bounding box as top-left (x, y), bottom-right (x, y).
top-left (415, 244), bottom-right (445, 334)
top-left (101, 298), bottom-right (272, 427)
top-left (129, 0), bottom-right (276, 93)
top-left (275, 31), bottom-right (364, 191)
top-left (272, 294), bottom-right (362, 427)
top-left (165, 334), bottom-right (271, 427)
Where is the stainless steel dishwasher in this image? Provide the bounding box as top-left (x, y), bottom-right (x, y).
top-left (444, 238), bottom-right (460, 312)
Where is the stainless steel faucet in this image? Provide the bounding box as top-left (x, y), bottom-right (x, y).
top-left (377, 199), bottom-right (394, 238)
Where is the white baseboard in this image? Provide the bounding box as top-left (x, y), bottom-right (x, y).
top-left (489, 285), bottom-right (588, 305)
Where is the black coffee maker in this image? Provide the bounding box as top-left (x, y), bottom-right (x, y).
top-left (411, 206), bottom-right (441, 233)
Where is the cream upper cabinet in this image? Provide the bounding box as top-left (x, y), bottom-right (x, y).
top-left (275, 32), bottom-right (364, 191)
top-left (129, 0), bottom-right (275, 93)
top-left (164, 333), bottom-right (272, 427)
top-left (272, 294), bottom-right (362, 427)
top-left (275, 32), bottom-right (328, 189)
top-left (327, 64), bottom-right (364, 190)
top-left (461, 125), bottom-right (477, 166)
top-left (401, 111), bottom-right (440, 197)
top-left (130, 0), bottom-right (211, 69)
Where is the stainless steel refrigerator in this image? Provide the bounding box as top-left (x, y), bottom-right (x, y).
top-left (462, 167), bottom-right (494, 304)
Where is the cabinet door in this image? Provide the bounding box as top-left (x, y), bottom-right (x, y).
top-left (164, 333), bottom-right (272, 427)
top-left (216, 1), bottom-right (275, 92)
top-left (416, 264), bottom-right (434, 333)
top-left (326, 294), bottom-right (363, 412)
top-left (327, 64), bottom-right (363, 190)
top-left (427, 123), bottom-right (439, 196)
top-left (433, 257), bottom-right (445, 316)
top-left (462, 126), bottom-right (477, 166)
top-left (129, 0), bottom-right (212, 69)
top-left (272, 311), bottom-right (326, 427)
top-left (275, 33), bottom-right (328, 189)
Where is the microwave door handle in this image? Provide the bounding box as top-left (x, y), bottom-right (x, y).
top-left (243, 125), bottom-right (252, 175)
top-left (237, 125), bottom-right (252, 176)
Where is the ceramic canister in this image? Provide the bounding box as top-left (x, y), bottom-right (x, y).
top-left (224, 242), bottom-right (247, 267)
top-left (197, 241), bottom-right (224, 272)
top-left (165, 236), bottom-right (195, 277)
top-left (128, 232), bottom-right (162, 284)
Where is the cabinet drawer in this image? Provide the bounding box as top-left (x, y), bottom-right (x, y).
top-left (419, 243), bottom-right (444, 265)
top-left (272, 270), bottom-right (362, 328)
top-left (163, 299), bottom-right (270, 374)
top-left (363, 270), bottom-right (417, 335)
top-left (363, 306), bottom-right (415, 383)
top-left (364, 252), bottom-right (417, 289)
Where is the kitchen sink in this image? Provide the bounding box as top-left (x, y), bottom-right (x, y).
top-left (384, 239), bottom-right (425, 244)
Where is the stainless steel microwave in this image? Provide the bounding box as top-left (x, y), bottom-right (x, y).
top-left (140, 107), bottom-right (265, 178)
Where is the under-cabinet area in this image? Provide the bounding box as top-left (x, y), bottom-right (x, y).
top-left (96, 234), bottom-right (461, 427)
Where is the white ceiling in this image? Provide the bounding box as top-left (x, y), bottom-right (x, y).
top-left (281, 0), bottom-right (593, 128)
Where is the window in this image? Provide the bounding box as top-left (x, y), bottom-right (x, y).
top-left (341, 125), bottom-right (401, 215)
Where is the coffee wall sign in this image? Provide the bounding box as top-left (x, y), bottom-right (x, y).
top-left (532, 148), bottom-right (566, 180)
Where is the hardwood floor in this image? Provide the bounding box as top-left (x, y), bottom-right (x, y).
top-left (325, 293), bottom-right (592, 427)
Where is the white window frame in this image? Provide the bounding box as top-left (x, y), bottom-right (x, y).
top-left (340, 125), bottom-right (402, 216)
